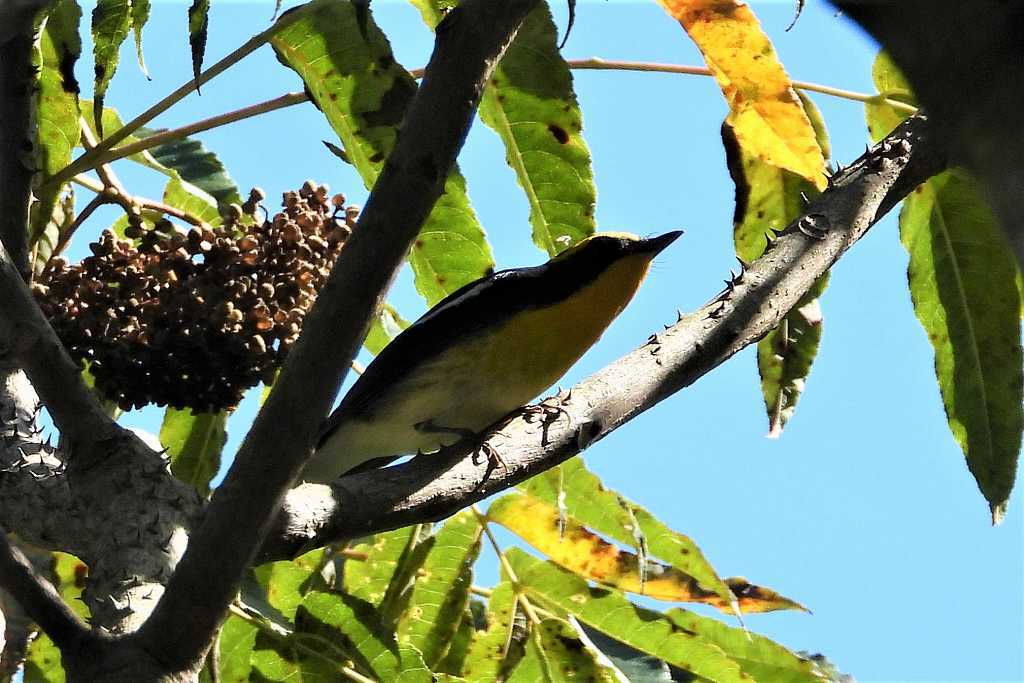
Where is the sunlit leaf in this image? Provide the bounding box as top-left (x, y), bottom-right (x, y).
top-left (31, 0), bottom-right (82, 250)
top-left (505, 549), bottom-right (747, 682)
top-left (518, 457), bottom-right (735, 607)
top-left (79, 100), bottom-right (167, 172)
top-left (209, 615), bottom-right (258, 682)
top-left (397, 510), bottom-right (483, 667)
top-left (162, 175), bottom-right (221, 227)
top-left (898, 169), bottom-right (1023, 522)
top-left (365, 303), bottom-right (411, 355)
top-left (582, 627), bottom-right (674, 682)
top-left (490, 494), bottom-right (804, 613)
top-left (344, 525), bottom-right (432, 614)
top-left (253, 548), bottom-right (327, 621)
top-left (657, 0), bottom-right (826, 189)
top-left (477, 4), bottom-right (596, 256)
top-left (90, 0), bottom-right (131, 135)
top-left (462, 581), bottom-right (519, 682)
top-left (865, 52), bottom-right (914, 144)
top-left (159, 407), bottom-right (227, 497)
top-left (270, 0), bottom-right (493, 305)
top-left (508, 618), bottom-right (622, 682)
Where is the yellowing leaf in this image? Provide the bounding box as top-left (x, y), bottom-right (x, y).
top-left (658, 0), bottom-right (826, 189)
top-left (490, 494), bottom-right (805, 613)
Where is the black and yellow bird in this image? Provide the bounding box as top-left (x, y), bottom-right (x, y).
top-left (302, 230), bottom-right (682, 482)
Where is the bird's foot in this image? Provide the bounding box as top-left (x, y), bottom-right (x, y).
top-left (521, 393), bottom-right (574, 430)
top-left (415, 419), bottom-right (506, 474)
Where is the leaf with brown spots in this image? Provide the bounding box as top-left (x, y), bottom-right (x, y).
top-left (507, 618), bottom-right (623, 682)
top-left (271, 0), bottom-right (493, 305)
top-left (657, 0), bottom-right (826, 190)
top-left (461, 581), bottom-right (520, 682)
top-left (517, 456), bottom-right (736, 609)
top-left (505, 549), bottom-right (750, 682)
top-left (476, 4), bottom-right (596, 256)
top-left (396, 510), bottom-right (483, 668)
top-left (489, 494), bottom-right (806, 613)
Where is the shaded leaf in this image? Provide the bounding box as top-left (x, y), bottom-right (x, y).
top-left (724, 91), bottom-right (831, 437)
top-left (657, 0), bottom-right (826, 189)
top-left (397, 510), bottom-right (483, 667)
top-left (582, 627), bottom-right (674, 683)
top-left (31, 0), bottom-right (82, 251)
top-left (31, 189), bottom-right (74, 276)
top-left (158, 407), bottom-right (227, 497)
top-left (435, 606), bottom-right (477, 675)
top-left (142, 130), bottom-right (243, 207)
top-left (24, 553), bottom-right (89, 683)
top-left (898, 169), bottom-right (1023, 522)
top-left (490, 494), bottom-right (804, 613)
top-left (91, 0), bottom-right (132, 135)
top-left (505, 549), bottom-right (748, 682)
top-left (507, 617), bottom-right (622, 682)
top-left (518, 457), bottom-right (735, 608)
top-left (462, 581), bottom-right (519, 682)
top-left (270, 0), bottom-right (493, 305)
top-left (478, 4), bottom-right (596, 256)
top-left (344, 525), bottom-right (433, 615)
top-left (250, 631), bottom-right (336, 682)
top-left (188, 0), bottom-right (211, 87)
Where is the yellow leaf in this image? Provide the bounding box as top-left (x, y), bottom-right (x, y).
top-left (490, 494), bottom-right (805, 613)
top-left (658, 0), bottom-right (826, 189)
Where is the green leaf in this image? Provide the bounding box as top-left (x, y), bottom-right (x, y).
top-left (664, 609), bottom-right (829, 683)
top-left (131, 0), bottom-right (151, 77)
top-left (141, 130), bottom-right (243, 207)
top-left (79, 101), bottom-right (167, 172)
top-left (253, 548), bottom-right (327, 621)
top-left (213, 615), bottom-right (258, 682)
top-left (344, 525), bottom-right (432, 612)
top-left (508, 618), bottom-right (622, 682)
top-left (518, 457), bottom-right (736, 609)
top-left (397, 510), bottom-right (483, 668)
top-left (24, 553), bottom-right (89, 683)
top-left (898, 169), bottom-right (1023, 522)
top-left (725, 91), bottom-right (831, 436)
top-left (462, 581), bottom-right (518, 681)
top-left (162, 175), bottom-right (222, 227)
top-left (31, 0), bottom-right (82, 251)
top-left (251, 633), bottom-right (337, 682)
top-left (478, 4), bottom-right (596, 256)
top-left (505, 549), bottom-right (747, 682)
top-left (270, 0), bottom-right (494, 305)
top-left (365, 303), bottom-right (411, 355)
top-left (865, 51), bottom-right (915, 143)
top-left (158, 407), bottom-right (227, 497)
top-left (91, 0), bottom-right (132, 135)
top-left (188, 0), bottom-right (211, 86)
top-left (435, 605), bottom-right (477, 675)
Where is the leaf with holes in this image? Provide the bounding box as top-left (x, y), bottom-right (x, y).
top-left (898, 169), bottom-right (1023, 522)
top-left (658, 0), bottom-right (826, 189)
top-left (477, 4), bottom-right (596, 256)
top-left (270, 0), bottom-right (493, 305)
top-left (397, 510), bottom-right (483, 668)
top-left (31, 0), bottom-right (82, 251)
top-left (159, 407), bottom-right (227, 497)
top-left (518, 457), bottom-right (735, 609)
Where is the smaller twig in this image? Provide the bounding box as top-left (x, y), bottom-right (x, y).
top-left (470, 585), bottom-right (492, 598)
top-left (79, 119), bottom-right (130, 199)
top-left (51, 192), bottom-right (106, 260)
top-left (0, 531), bottom-right (93, 653)
top-left (70, 175), bottom-right (209, 229)
top-left (472, 506), bottom-right (542, 626)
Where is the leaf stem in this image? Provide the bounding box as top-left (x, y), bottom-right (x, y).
top-left (472, 506), bottom-right (542, 626)
top-left (70, 174), bottom-right (210, 228)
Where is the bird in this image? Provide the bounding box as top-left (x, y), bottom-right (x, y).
top-left (301, 230), bottom-right (683, 483)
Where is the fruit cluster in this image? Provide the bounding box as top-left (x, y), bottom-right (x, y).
top-left (34, 182), bottom-right (356, 412)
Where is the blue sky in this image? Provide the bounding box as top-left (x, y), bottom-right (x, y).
top-left (66, 1), bottom-right (1023, 680)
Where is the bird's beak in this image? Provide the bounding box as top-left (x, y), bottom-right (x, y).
top-left (638, 230), bottom-right (683, 255)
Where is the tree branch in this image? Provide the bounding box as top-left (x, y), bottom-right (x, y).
top-left (259, 113), bottom-right (948, 561)
top-left (135, 0), bottom-right (540, 672)
top-left (832, 0), bottom-right (1024, 268)
top-left (0, 0), bottom-right (48, 279)
top-left (0, 532), bottom-right (93, 654)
